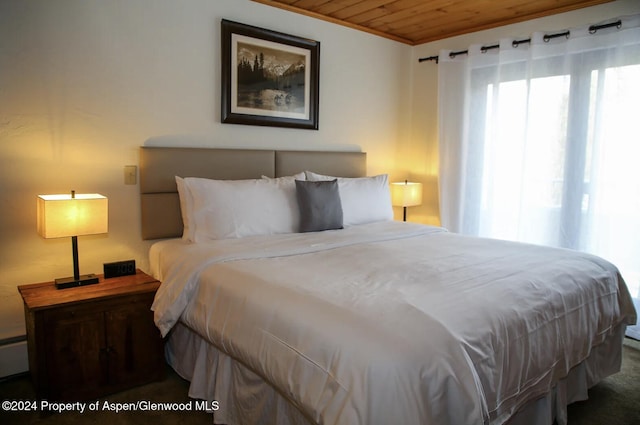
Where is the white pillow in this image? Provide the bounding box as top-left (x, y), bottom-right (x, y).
top-left (175, 176), bottom-right (195, 242)
top-left (184, 176), bottom-right (301, 241)
top-left (261, 172), bottom-right (306, 181)
top-left (305, 171), bottom-right (393, 226)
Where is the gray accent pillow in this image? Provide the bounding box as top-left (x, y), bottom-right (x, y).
top-left (295, 179), bottom-right (343, 232)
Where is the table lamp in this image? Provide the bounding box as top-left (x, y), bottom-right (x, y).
top-left (37, 191), bottom-right (108, 289)
top-left (391, 180), bottom-right (423, 222)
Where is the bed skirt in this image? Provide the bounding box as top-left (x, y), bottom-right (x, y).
top-left (165, 321), bottom-right (626, 425)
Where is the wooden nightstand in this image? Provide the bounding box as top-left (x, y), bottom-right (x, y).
top-left (18, 269), bottom-right (165, 401)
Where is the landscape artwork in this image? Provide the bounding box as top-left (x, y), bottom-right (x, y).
top-left (221, 20), bottom-right (320, 129)
top-left (234, 36), bottom-right (309, 119)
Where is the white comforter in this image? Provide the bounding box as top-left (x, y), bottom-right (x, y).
top-left (151, 221), bottom-right (636, 425)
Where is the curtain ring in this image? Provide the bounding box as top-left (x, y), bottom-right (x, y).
top-left (589, 26), bottom-right (597, 34)
top-left (543, 31), bottom-right (570, 42)
top-left (512, 40), bottom-right (519, 48)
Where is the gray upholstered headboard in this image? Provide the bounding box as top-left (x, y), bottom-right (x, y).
top-left (139, 147), bottom-right (366, 239)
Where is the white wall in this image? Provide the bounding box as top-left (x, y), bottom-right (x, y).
top-left (404, 0), bottom-right (640, 225)
top-left (0, 0), bottom-right (411, 344)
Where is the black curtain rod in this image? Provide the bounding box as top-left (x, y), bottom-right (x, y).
top-left (418, 19), bottom-right (622, 63)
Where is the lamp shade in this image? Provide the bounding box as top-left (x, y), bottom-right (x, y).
top-left (391, 181), bottom-right (423, 207)
top-left (37, 193), bottom-right (108, 239)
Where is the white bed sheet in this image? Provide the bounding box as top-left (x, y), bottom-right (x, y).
top-left (165, 320), bottom-right (626, 425)
top-left (150, 221), bottom-right (637, 425)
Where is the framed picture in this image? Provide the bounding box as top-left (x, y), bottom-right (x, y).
top-left (221, 19), bottom-right (320, 130)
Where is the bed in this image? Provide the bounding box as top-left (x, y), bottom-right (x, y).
top-left (140, 146), bottom-right (637, 425)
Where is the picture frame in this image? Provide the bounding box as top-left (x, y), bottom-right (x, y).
top-left (221, 19), bottom-right (320, 130)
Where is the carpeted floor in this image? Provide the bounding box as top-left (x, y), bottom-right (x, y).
top-left (1, 338), bottom-right (638, 425)
top-left (565, 337), bottom-right (640, 425)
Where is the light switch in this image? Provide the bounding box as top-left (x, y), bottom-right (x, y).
top-left (124, 165), bottom-right (137, 185)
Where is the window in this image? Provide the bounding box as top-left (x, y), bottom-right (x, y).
top-left (470, 55), bottom-right (640, 301)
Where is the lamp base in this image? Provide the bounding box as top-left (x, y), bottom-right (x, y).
top-left (55, 274), bottom-right (99, 290)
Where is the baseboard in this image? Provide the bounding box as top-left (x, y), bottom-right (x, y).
top-left (0, 338), bottom-right (28, 378)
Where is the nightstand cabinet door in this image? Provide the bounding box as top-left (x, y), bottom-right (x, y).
top-left (105, 297), bottom-right (165, 389)
top-left (19, 272), bottom-right (164, 401)
top-left (44, 307), bottom-right (108, 400)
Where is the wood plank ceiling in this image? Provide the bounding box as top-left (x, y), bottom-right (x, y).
top-left (251, 0), bottom-right (614, 45)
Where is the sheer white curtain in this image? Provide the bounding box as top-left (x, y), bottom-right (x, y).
top-left (437, 14), bottom-right (640, 339)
